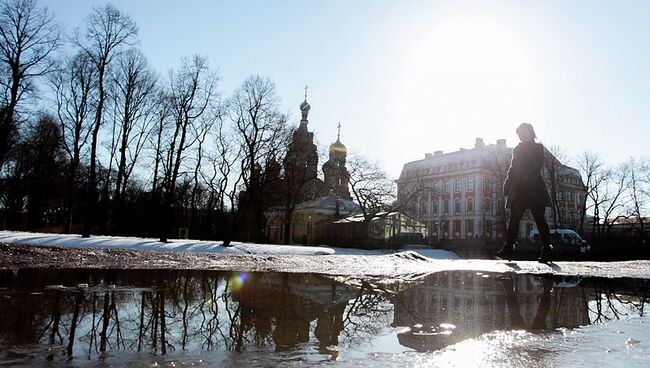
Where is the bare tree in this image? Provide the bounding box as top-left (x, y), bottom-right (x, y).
top-left (347, 154), bottom-right (396, 240)
top-left (187, 107), bottom-right (222, 232)
top-left (229, 75), bottom-right (289, 242)
top-left (0, 0), bottom-right (61, 168)
top-left (51, 52), bottom-right (96, 232)
top-left (599, 163), bottom-right (630, 244)
top-left (158, 55), bottom-right (218, 242)
top-left (74, 3), bottom-right (138, 237)
top-left (196, 118), bottom-right (241, 240)
top-left (107, 48), bottom-right (157, 233)
top-left (577, 152), bottom-right (609, 238)
top-left (149, 91), bottom-right (172, 195)
top-left (626, 158), bottom-right (647, 244)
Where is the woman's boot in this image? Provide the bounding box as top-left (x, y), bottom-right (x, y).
top-left (537, 244), bottom-right (554, 263)
top-left (496, 243), bottom-right (515, 261)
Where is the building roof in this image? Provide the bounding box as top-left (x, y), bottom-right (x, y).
top-left (397, 138), bottom-right (583, 182)
top-left (398, 140), bottom-right (511, 181)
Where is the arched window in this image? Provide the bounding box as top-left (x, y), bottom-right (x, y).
top-left (443, 199), bottom-right (449, 214)
top-left (466, 197), bottom-right (474, 214)
top-left (419, 197), bottom-right (428, 216)
top-left (484, 198), bottom-right (491, 214)
top-left (454, 198), bottom-right (461, 214)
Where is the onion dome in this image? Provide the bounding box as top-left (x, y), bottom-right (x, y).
top-left (329, 137), bottom-right (347, 155)
top-left (300, 99), bottom-right (311, 113)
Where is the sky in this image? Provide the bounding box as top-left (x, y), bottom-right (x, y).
top-left (42, 0), bottom-right (650, 179)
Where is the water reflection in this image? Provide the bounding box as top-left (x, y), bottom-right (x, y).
top-left (392, 272), bottom-right (591, 351)
top-left (0, 268), bottom-right (647, 365)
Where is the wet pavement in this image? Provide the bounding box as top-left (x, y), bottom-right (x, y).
top-left (1, 268), bottom-right (649, 367)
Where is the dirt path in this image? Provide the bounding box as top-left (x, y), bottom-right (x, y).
top-left (2, 243), bottom-right (650, 284)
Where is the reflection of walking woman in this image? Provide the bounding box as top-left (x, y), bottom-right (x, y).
top-left (497, 123), bottom-right (553, 263)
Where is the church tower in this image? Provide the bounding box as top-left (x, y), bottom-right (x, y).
top-left (323, 123), bottom-right (351, 199)
top-left (284, 87), bottom-right (319, 182)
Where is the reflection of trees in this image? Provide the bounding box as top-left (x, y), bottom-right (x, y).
top-left (340, 282), bottom-right (392, 346)
top-left (0, 269), bottom-right (394, 362)
top-left (585, 278), bottom-right (649, 323)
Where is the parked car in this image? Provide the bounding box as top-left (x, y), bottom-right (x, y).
top-left (530, 229), bottom-right (591, 254)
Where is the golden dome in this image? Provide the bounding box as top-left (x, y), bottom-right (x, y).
top-left (329, 137), bottom-right (347, 155)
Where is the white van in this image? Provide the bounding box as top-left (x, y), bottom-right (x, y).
top-left (529, 229), bottom-right (591, 254)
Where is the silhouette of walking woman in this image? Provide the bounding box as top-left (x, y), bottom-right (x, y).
top-left (497, 123), bottom-right (553, 263)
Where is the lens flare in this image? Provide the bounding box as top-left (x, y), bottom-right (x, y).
top-left (229, 272), bottom-right (249, 291)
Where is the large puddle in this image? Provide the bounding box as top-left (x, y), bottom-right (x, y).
top-left (0, 269), bottom-right (649, 367)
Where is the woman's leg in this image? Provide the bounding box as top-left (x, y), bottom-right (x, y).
top-left (531, 206), bottom-right (552, 262)
top-left (498, 205), bottom-right (526, 258)
top-left (505, 205), bottom-right (526, 246)
top-left (530, 206), bottom-right (551, 246)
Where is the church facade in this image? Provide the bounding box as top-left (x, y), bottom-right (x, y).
top-left (265, 95), bottom-right (358, 245)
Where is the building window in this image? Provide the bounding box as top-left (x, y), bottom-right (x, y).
top-left (484, 198), bottom-right (491, 214)
top-left (443, 199), bottom-right (449, 214)
top-left (443, 180), bottom-right (450, 193)
top-left (484, 177), bottom-right (492, 192)
top-left (577, 193), bottom-right (582, 205)
top-left (556, 191), bottom-right (564, 201)
top-left (454, 219), bottom-right (461, 238)
top-left (418, 197), bottom-right (428, 216)
top-left (454, 178), bottom-right (461, 192)
top-left (466, 197), bottom-right (474, 214)
top-left (432, 200), bottom-right (439, 214)
top-left (466, 219), bottom-right (474, 238)
top-left (484, 220), bottom-right (493, 238)
top-left (567, 192), bottom-right (573, 203)
top-left (454, 198), bottom-right (461, 214)
top-left (467, 176), bottom-right (474, 192)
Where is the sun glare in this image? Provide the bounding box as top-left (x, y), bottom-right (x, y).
top-left (395, 16), bottom-right (535, 149)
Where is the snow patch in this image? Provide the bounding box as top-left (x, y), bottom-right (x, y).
top-left (0, 231), bottom-right (459, 259)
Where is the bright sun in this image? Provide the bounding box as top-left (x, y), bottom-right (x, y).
top-left (394, 16), bottom-right (535, 149)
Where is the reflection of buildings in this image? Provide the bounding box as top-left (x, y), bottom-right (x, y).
top-left (392, 271), bottom-right (590, 351)
top-left (234, 272), bottom-right (358, 352)
top-left (396, 139), bottom-right (586, 255)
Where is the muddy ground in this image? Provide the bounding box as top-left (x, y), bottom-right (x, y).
top-left (2, 243), bottom-right (650, 286)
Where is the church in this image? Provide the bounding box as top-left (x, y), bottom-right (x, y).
top-left (264, 93), bottom-right (359, 245)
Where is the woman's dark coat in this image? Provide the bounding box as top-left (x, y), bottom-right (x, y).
top-left (502, 141), bottom-right (552, 209)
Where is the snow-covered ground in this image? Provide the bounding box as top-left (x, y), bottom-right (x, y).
top-left (0, 230), bottom-right (459, 260)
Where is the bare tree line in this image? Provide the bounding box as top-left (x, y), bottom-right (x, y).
top-left (0, 0), bottom-right (326, 242)
top-left (577, 152), bottom-right (649, 247)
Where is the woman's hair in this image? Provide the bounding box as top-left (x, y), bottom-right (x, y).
top-left (516, 122), bottom-right (537, 140)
